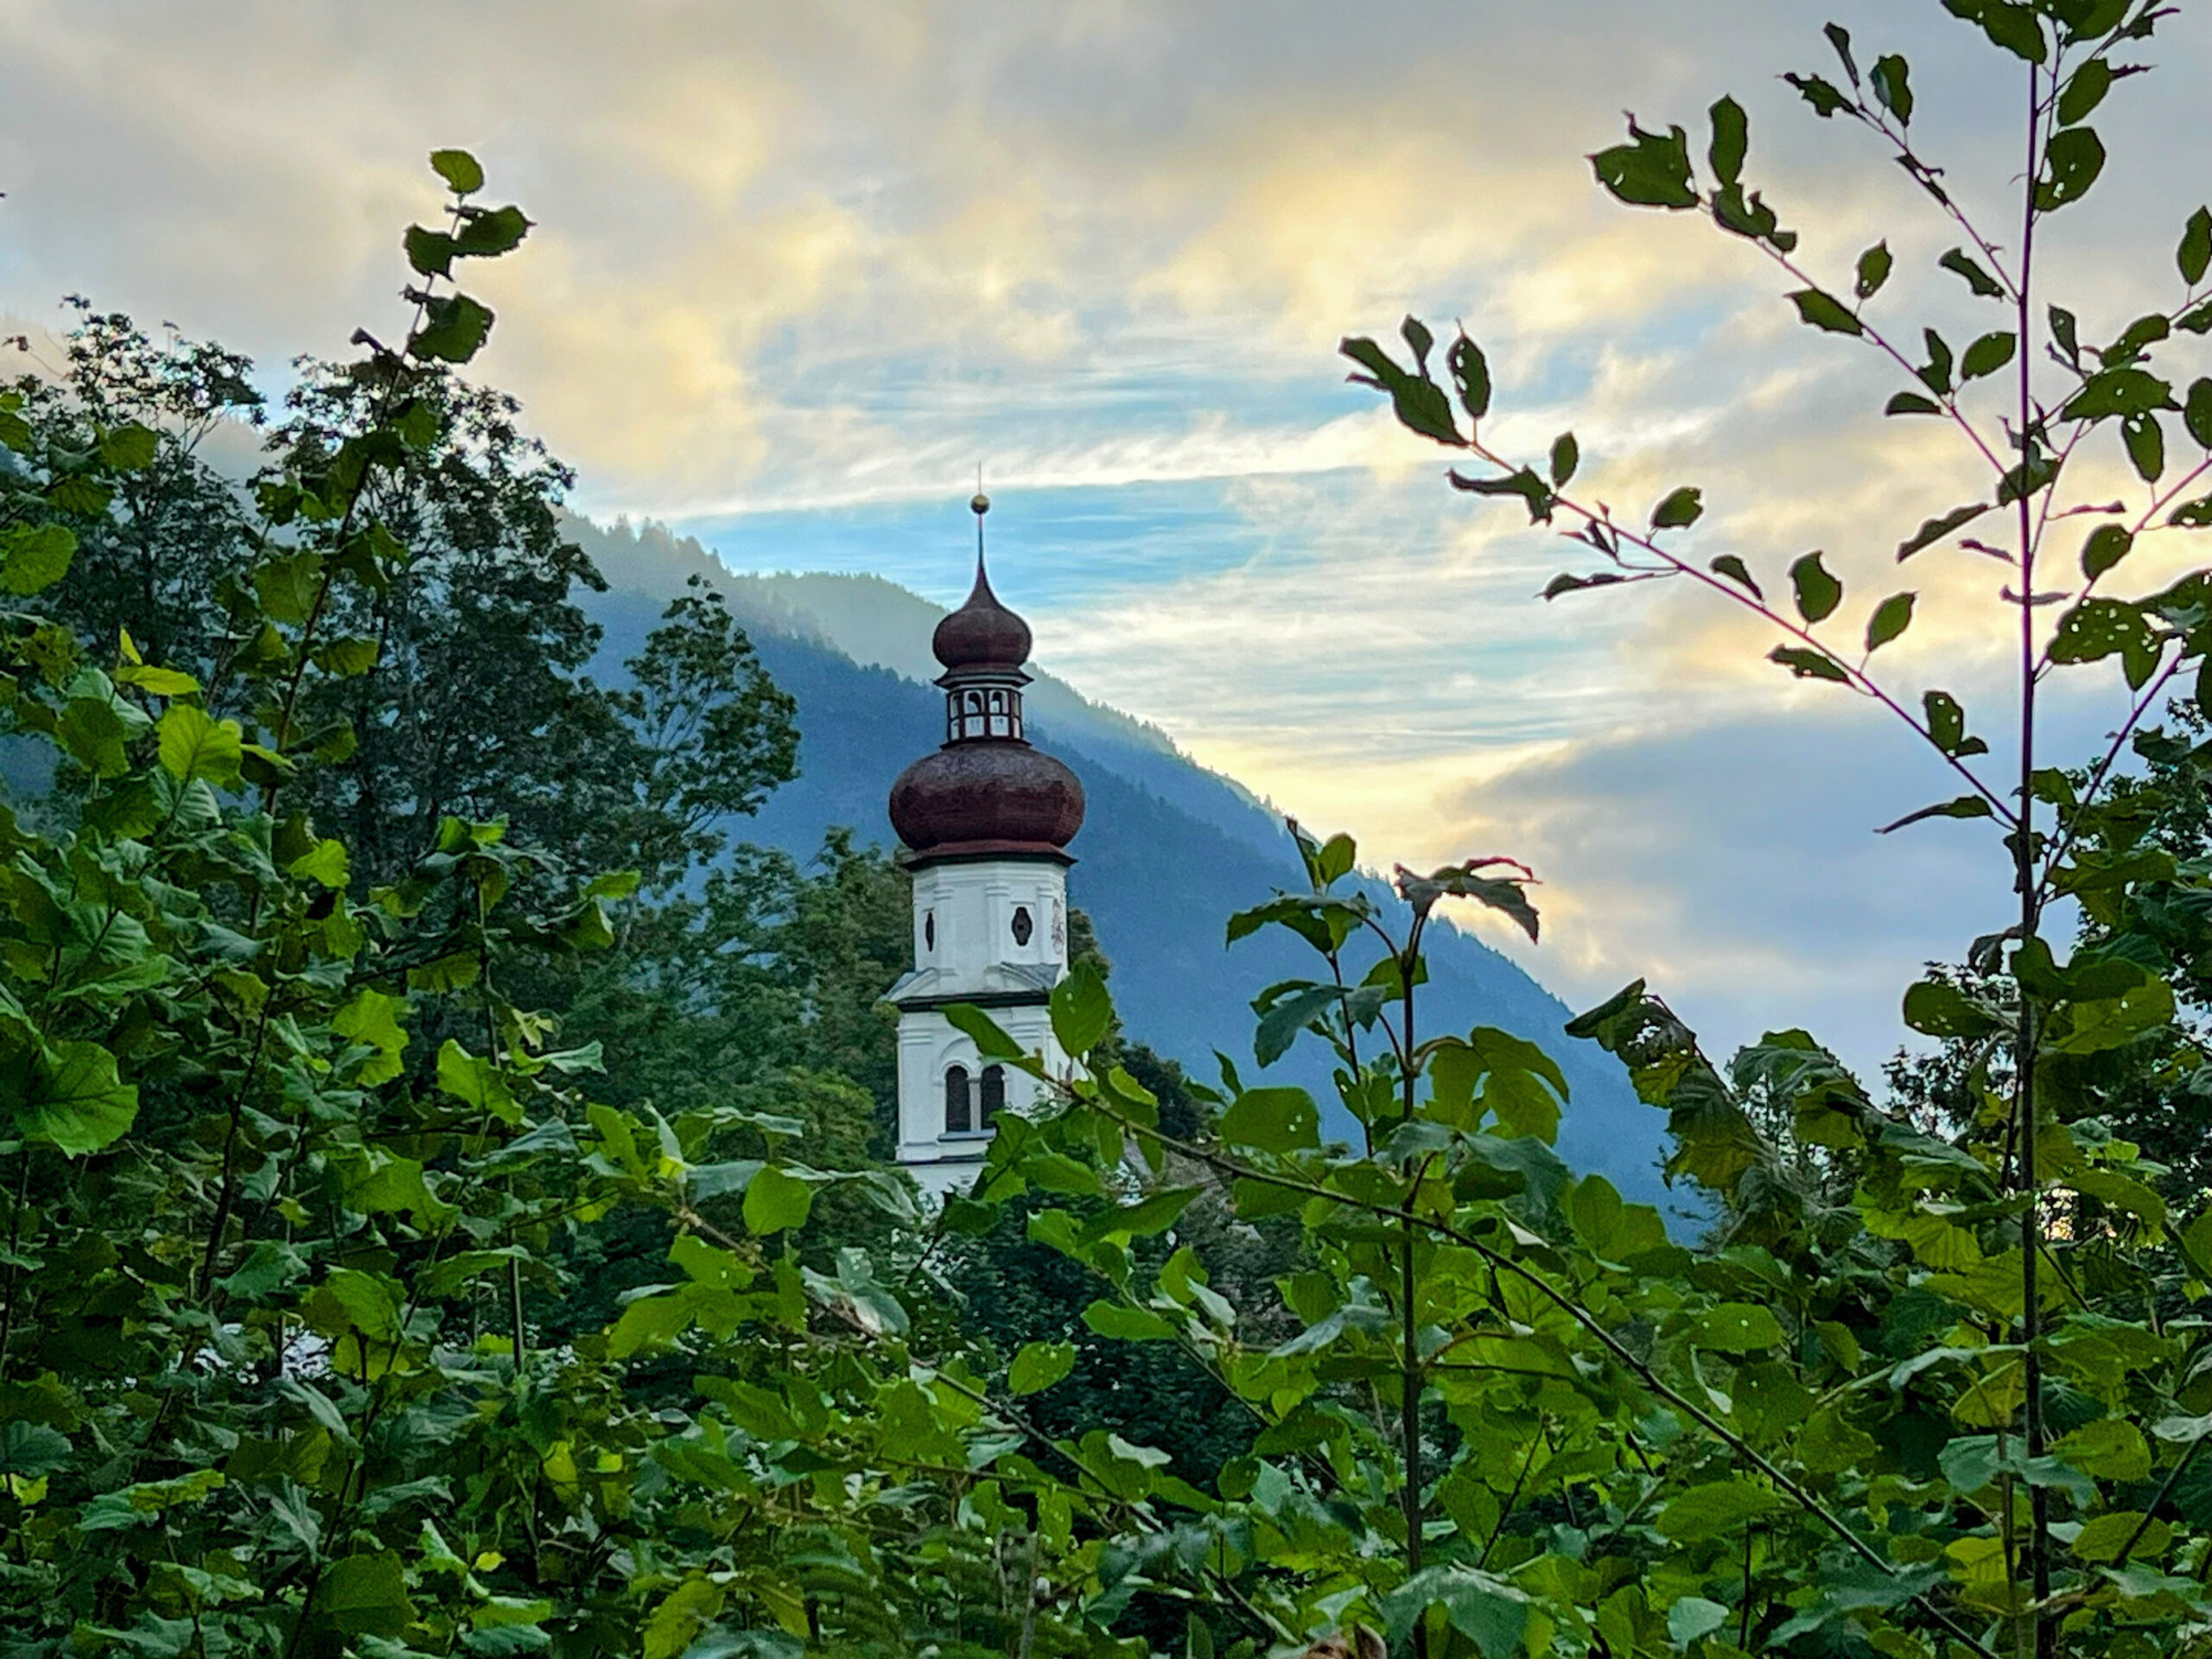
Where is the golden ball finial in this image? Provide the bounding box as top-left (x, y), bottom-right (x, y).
top-left (970, 492), bottom-right (990, 516)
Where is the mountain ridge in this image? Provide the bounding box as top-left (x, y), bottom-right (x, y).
top-left (565, 513), bottom-right (1673, 1207)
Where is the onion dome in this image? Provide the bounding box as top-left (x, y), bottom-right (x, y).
top-left (890, 741), bottom-right (1085, 857)
top-left (931, 560), bottom-right (1033, 671)
top-left (888, 490), bottom-right (1084, 864)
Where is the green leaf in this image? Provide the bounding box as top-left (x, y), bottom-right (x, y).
top-left (1669, 1598), bottom-right (1732, 1646)
top-left (2078, 524), bottom-right (2133, 582)
top-left (1082, 1300), bottom-right (1176, 1342)
top-left (1877, 795), bottom-right (1994, 835)
top-left (289, 837), bottom-right (350, 890)
top-left (2124, 411), bottom-right (2165, 482)
top-left (2064, 367), bottom-right (2177, 422)
top-left (2185, 378), bottom-right (2212, 450)
top-left (1650, 486), bottom-right (1704, 530)
top-left (9, 1039), bottom-right (138, 1155)
top-left (1548, 432), bottom-right (1578, 486)
top-left (1008, 1340), bottom-right (1077, 1396)
top-left (1341, 336), bottom-right (1464, 447)
top-left (58, 698), bottom-right (129, 778)
top-left (944, 1002), bottom-right (1025, 1061)
top-left (2049, 597), bottom-right (2157, 676)
top-left (454, 203), bottom-right (531, 257)
top-left (2181, 207), bottom-right (2212, 288)
top-left (1709, 555), bottom-right (1762, 599)
top-left (333, 987), bottom-right (409, 1084)
top-left (743, 1166), bottom-right (815, 1236)
top-left (1050, 958), bottom-right (1111, 1056)
top-left (1960, 331), bottom-right (2017, 380)
top-left (1591, 120), bottom-right (1698, 209)
top-left (1769, 645), bottom-right (1849, 683)
top-left (1855, 241), bottom-right (1892, 299)
top-left (1447, 334), bottom-right (1491, 422)
top-left (156, 702), bottom-right (244, 788)
top-left (2058, 57), bottom-right (2112, 124)
top-left (0, 524), bottom-right (76, 595)
top-left (404, 225), bottom-right (459, 276)
top-left (1692, 1302), bottom-right (1785, 1352)
top-left (1218, 1086), bottom-right (1320, 1154)
top-left (1789, 550), bottom-right (1842, 622)
top-left (1656, 1480), bottom-right (1788, 1541)
top-left (2037, 125), bottom-right (2106, 212)
top-left (429, 148), bottom-right (485, 194)
top-left (321, 1550), bottom-right (414, 1637)
top-left (1707, 97), bottom-right (1747, 185)
top-left (410, 294), bottom-right (496, 364)
top-left (1866, 592), bottom-right (1916, 652)
top-left (1869, 54), bottom-right (1912, 123)
top-left (1788, 289), bottom-right (1862, 335)
top-left (1886, 390), bottom-right (1942, 416)
top-left (436, 1039), bottom-right (521, 1124)
top-left (1784, 73), bottom-right (1851, 118)
top-left (1940, 247), bottom-right (2005, 299)
top-left (1904, 979), bottom-right (2005, 1038)
top-left (1383, 1567), bottom-right (1529, 1659)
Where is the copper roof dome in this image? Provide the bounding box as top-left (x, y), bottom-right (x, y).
top-left (931, 561), bottom-right (1033, 671)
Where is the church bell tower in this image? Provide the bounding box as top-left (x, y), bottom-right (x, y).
top-left (884, 494), bottom-right (1086, 1196)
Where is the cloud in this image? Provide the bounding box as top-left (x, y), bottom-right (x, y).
top-left (3, 0), bottom-right (2209, 1087)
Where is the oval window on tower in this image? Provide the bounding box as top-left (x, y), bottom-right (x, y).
top-left (925, 911), bottom-right (935, 951)
top-left (1011, 906), bottom-right (1033, 946)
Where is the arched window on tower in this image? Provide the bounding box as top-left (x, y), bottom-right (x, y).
top-left (988, 689), bottom-right (1009, 737)
top-left (980, 1065), bottom-right (1007, 1124)
top-left (944, 1065), bottom-right (972, 1134)
top-left (962, 690), bottom-right (987, 740)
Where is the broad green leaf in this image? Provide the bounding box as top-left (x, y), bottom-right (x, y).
top-left (2037, 124), bottom-right (2106, 211)
top-left (411, 294), bottom-right (496, 364)
top-left (1866, 592), bottom-right (1915, 652)
top-left (1878, 795), bottom-right (1994, 834)
top-left (944, 1002), bottom-right (1025, 1061)
top-left (1869, 54), bottom-right (1912, 122)
top-left (57, 698), bottom-right (129, 778)
top-left (1548, 431), bottom-right (1578, 486)
top-left (1959, 330), bottom-right (2016, 380)
top-left (1656, 1480), bottom-right (1788, 1541)
top-left (429, 148), bottom-right (485, 194)
top-left (2124, 411), bottom-right (2165, 482)
top-left (1856, 240), bottom-right (1892, 299)
top-left (289, 837), bottom-right (350, 890)
top-left (1691, 1302), bottom-right (1785, 1352)
top-left (2082, 524), bottom-right (2134, 581)
top-left (1217, 1086), bottom-right (1319, 1153)
top-left (1770, 645), bottom-right (1848, 683)
top-left (1707, 96), bottom-right (1747, 185)
top-left (9, 1039), bottom-right (138, 1155)
top-left (1788, 289), bottom-right (1862, 334)
top-left (1789, 551), bottom-right (1841, 621)
top-left (2184, 378), bottom-right (2212, 450)
top-left (321, 1550), bottom-right (415, 1637)
top-left (1008, 1340), bottom-right (1077, 1396)
top-left (1922, 690), bottom-right (1988, 758)
top-left (743, 1166), bottom-right (815, 1236)
top-left (1591, 120), bottom-right (1697, 209)
top-left (2182, 207), bottom-right (2212, 287)
top-left (1940, 247), bottom-right (2005, 299)
top-left (1382, 1566), bottom-right (1529, 1659)
top-left (2059, 57), bottom-right (2111, 124)
top-left (0, 524), bottom-right (76, 595)
top-left (1669, 1598), bottom-right (1732, 1646)
top-left (1050, 958), bottom-right (1112, 1056)
top-left (333, 987), bottom-right (409, 1084)
top-left (1903, 979), bottom-right (2005, 1039)
top-left (1448, 334), bottom-right (1491, 422)
top-left (157, 702), bottom-right (244, 788)
top-left (1082, 1300), bottom-right (1176, 1341)
top-left (436, 1039), bottom-right (521, 1123)
top-left (1709, 555), bottom-right (1762, 598)
top-left (1649, 486), bottom-right (1703, 529)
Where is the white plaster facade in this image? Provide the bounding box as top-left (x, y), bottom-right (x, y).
top-left (887, 854), bottom-right (1072, 1196)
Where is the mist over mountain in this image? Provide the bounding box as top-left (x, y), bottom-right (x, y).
top-left (567, 515), bottom-right (1672, 1208)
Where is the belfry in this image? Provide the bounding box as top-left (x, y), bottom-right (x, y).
top-left (885, 494), bottom-right (1086, 1195)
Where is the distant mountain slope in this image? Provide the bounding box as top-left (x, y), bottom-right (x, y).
top-left (570, 517), bottom-right (1671, 1207)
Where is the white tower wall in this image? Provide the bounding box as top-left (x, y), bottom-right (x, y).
top-left (889, 855), bottom-right (1073, 1198)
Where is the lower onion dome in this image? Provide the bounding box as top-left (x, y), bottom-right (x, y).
top-left (889, 740), bottom-right (1085, 856)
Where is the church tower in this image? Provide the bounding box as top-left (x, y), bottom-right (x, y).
top-left (885, 494), bottom-right (1086, 1196)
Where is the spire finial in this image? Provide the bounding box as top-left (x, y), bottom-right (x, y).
top-left (970, 467), bottom-right (990, 575)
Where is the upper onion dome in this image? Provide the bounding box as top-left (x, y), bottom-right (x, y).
top-left (931, 561), bottom-right (1033, 671)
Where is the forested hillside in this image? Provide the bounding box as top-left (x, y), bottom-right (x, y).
top-left (564, 516), bottom-right (1668, 1204)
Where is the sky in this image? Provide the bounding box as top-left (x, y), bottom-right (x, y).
top-left (3, 0), bottom-right (2210, 1076)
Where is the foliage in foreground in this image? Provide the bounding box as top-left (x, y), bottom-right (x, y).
top-left (9, 4), bottom-right (2212, 1657)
